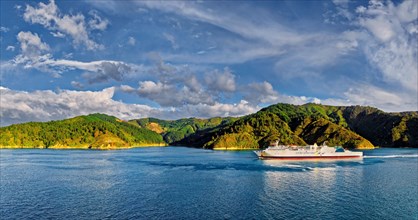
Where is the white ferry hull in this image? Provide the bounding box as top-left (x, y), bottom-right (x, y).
top-left (254, 149), bottom-right (363, 160)
top-left (256, 154), bottom-right (363, 160)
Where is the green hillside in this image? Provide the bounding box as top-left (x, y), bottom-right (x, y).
top-left (1, 104), bottom-right (416, 150)
top-left (341, 106), bottom-right (418, 147)
top-left (0, 113), bottom-right (165, 149)
top-left (176, 103), bottom-right (375, 150)
top-left (129, 117), bottom-right (237, 144)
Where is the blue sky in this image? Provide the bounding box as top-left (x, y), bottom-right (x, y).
top-left (1, 0), bottom-right (417, 125)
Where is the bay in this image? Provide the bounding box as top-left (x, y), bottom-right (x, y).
top-left (1, 147), bottom-right (417, 219)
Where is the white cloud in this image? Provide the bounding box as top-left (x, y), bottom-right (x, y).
top-left (321, 84), bottom-right (417, 112)
top-left (242, 81), bottom-right (326, 106)
top-left (186, 100), bottom-right (259, 118)
top-left (124, 80), bottom-right (214, 107)
top-left (71, 81), bottom-right (84, 89)
top-left (128, 36), bottom-right (136, 46)
top-left (359, 16), bottom-right (395, 42)
top-left (120, 58), bottom-right (240, 107)
top-left (17, 31), bottom-right (50, 56)
top-left (119, 85), bottom-right (136, 93)
top-left (6, 46), bottom-right (15, 51)
top-left (205, 68), bottom-right (236, 92)
top-left (395, 0), bottom-right (418, 23)
top-left (0, 26), bottom-right (9, 32)
top-left (355, 0), bottom-right (418, 92)
top-left (0, 87), bottom-right (157, 126)
top-left (163, 32), bottom-right (179, 49)
top-left (243, 81), bottom-right (280, 104)
top-left (329, 0), bottom-right (354, 22)
top-left (355, 6), bottom-right (367, 14)
top-left (0, 87), bottom-right (259, 126)
top-left (88, 10), bottom-right (109, 31)
top-left (13, 31), bottom-right (138, 83)
top-left (80, 61), bottom-right (133, 83)
top-left (14, 31), bottom-right (52, 71)
top-left (50, 31), bottom-right (65, 38)
top-left (23, 0), bottom-right (104, 50)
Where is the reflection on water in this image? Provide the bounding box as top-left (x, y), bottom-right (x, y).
top-left (260, 161), bottom-right (341, 219)
top-left (1, 147), bottom-right (417, 220)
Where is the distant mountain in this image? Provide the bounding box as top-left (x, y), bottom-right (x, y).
top-left (1, 104), bottom-right (417, 150)
top-left (129, 117), bottom-right (237, 144)
top-left (0, 113), bottom-right (164, 149)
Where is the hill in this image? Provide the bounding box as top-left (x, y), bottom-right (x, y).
top-left (1, 104), bottom-right (416, 150)
top-left (0, 113), bottom-right (165, 149)
top-left (176, 103), bottom-right (376, 150)
top-left (129, 117), bottom-right (237, 144)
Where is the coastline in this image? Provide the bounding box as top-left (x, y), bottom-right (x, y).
top-left (0, 143), bottom-right (167, 150)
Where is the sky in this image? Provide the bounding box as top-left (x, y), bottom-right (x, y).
top-left (0, 0), bottom-right (417, 126)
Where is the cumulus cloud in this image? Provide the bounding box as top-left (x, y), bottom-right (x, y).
top-left (120, 57), bottom-right (240, 107)
top-left (80, 61), bottom-right (132, 83)
top-left (320, 84), bottom-right (417, 112)
top-left (123, 80), bottom-right (214, 107)
top-left (185, 100), bottom-right (259, 118)
top-left (243, 81), bottom-right (280, 104)
top-left (0, 87), bottom-right (156, 126)
top-left (205, 68), bottom-right (236, 92)
top-left (23, 0), bottom-right (104, 50)
top-left (13, 31), bottom-right (54, 73)
top-left (242, 81), bottom-right (326, 106)
top-left (88, 10), bottom-right (109, 31)
top-left (17, 31), bottom-right (50, 57)
top-left (0, 87), bottom-right (260, 126)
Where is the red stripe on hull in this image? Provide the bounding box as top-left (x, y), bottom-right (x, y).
top-left (259, 155), bottom-right (362, 160)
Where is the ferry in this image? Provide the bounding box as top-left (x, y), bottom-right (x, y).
top-left (254, 140), bottom-right (363, 160)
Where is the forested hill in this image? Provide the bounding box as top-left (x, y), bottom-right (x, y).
top-left (1, 104), bottom-right (417, 150)
top-left (340, 105), bottom-right (418, 148)
top-left (128, 117), bottom-right (237, 144)
top-left (176, 103), bottom-right (418, 149)
top-left (0, 113), bottom-right (164, 149)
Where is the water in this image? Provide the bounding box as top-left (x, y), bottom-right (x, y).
top-left (1, 147), bottom-right (417, 220)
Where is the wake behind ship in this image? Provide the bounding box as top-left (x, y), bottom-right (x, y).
top-left (254, 141), bottom-right (363, 160)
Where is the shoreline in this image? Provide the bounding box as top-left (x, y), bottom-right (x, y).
top-left (1, 145), bottom-right (416, 150)
top-left (0, 143), bottom-right (167, 150)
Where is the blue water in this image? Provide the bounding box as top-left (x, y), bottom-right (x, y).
top-left (1, 147), bottom-right (417, 220)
